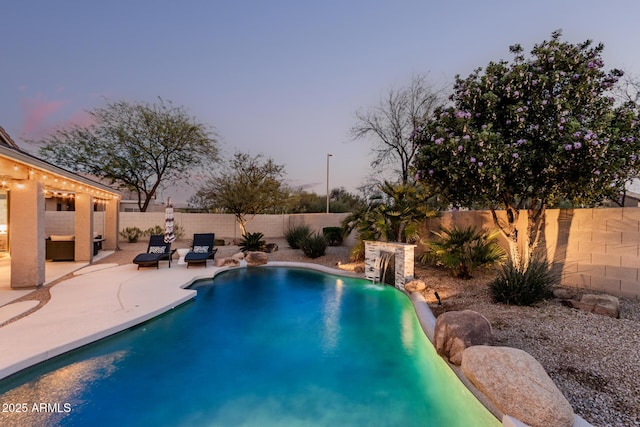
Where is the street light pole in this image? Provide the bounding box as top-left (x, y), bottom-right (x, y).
top-left (326, 153), bottom-right (332, 213)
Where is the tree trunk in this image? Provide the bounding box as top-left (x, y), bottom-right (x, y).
top-left (490, 206), bottom-right (522, 266)
top-left (237, 215), bottom-right (247, 237)
top-left (525, 203), bottom-right (546, 265)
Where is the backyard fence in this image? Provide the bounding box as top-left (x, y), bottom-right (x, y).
top-left (423, 208), bottom-right (640, 298)
top-left (45, 208), bottom-right (640, 297)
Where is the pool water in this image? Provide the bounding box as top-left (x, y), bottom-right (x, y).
top-left (0, 267), bottom-right (499, 426)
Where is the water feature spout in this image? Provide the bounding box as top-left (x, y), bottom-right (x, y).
top-left (375, 250), bottom-right (394, 285)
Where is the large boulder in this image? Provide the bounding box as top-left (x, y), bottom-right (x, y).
top-left (214, 257), bottom-right (240, 267)
top-left (404, 279), bottom-right (426, 293)
top-left (245, 251), bottom-right (268, 266)
top-left (461, 346), bottom-right (575, 427)
top-left (433, 310), bottom-right (492, 365)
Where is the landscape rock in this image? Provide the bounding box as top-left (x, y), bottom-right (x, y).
top-left (354, 265), bottom-right (365, 274)
top-left (404, 279), bottom-right (426, 293)
top-left (264, 243), bottom-right (279, 253)
top-left (581, 294), bottom-right (619, 318)
top-left (461, 346), bottom-right (575, 427)
top-left (563, 294), bottom-right (620, 318)
top-left (245, 251), bottom-right (268, 266)
top-left (434, 310), bottom-right (492, 365)
top-left (552, 287), bottom-right (576, 300)
top-left (231, 252), bottom-right (245, 261)
top-left (213, 257), bottom-right (240, 267)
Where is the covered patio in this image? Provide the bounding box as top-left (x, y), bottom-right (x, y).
top-left (0, 127), bottom-right (121, 289)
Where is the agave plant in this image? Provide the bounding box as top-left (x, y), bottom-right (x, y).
top-left (238, 232), bottom-right (266, 252)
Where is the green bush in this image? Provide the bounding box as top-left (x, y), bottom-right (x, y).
top-left (490, 257), bottom-right (558, 306)
top-left (284, 224), bottom-right (312, 249)
top-left (120, 226), bottom-right (144, 243)
top-left (322, 227), bottom-right (343, 246)
top-left (144, 224), bottom-right (185, 240)
top-left (423, 225), bottom-right (505, 279)
top-left (300, 233), bottom-right (328, 259)
top-left (239, 232), bottom-right (266, 252)
top-left (145, 225), bottom-right (164, 236)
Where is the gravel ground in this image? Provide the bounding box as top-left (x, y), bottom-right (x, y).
top-left (11, 238), bottom-right (640, 426)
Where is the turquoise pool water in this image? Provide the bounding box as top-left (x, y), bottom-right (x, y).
top-left (0, 267), bottom-right (499, 426)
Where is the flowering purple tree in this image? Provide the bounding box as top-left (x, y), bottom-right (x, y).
top-left (414, 31), bottom-right (640, 264)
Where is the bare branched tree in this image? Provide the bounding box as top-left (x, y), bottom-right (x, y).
top-left (616, 73), bottom-right (640, 105)
top-left (351, 74), bottom-right (445, 185)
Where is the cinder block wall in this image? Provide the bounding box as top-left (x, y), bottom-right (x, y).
top-left (118, 212), bottom-right (351, 242)
top-left (45, 212), bottom-right (106, 238)
top-left (423, 208), bottom-right (640, 298)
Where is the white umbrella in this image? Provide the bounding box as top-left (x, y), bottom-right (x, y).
top-left (164, 197), bottom-right (176, 244)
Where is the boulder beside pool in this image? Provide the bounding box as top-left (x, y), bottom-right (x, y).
top-left (245, 251), bottom-right (268, 266)
top-left (434, 310), bottom-right (493, 365)
top-left (461, 345), bottom-right (575, 427)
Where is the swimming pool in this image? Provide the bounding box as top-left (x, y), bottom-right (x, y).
top-left (0, 267), bottom-right (499, 426)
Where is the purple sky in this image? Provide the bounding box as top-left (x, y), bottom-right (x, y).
top-left (2, 1), bottom-right (640, 203)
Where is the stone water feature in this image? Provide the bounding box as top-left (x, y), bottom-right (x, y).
top-left (364, 241), bottom-right (416, 290)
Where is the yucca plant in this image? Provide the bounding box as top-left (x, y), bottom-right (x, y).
top-left (424, 225), bottom-right (505, 279)
top-left (284, 224), bottom-right (312, 249)
top-left (490, 256), bottom-right (558, 306)
top-left (300, 233), bottom-right (328, 259)
top-left (239, 232), bottom-right (266, 252)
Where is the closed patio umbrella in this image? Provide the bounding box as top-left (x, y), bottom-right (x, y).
top-left (164, 197), bottom-right (176, 244)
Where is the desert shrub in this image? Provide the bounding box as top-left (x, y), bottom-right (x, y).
top-left (490, 257), bottom-right (558, 306)
top-left (144, 223), bottom-right (185, 240)
top-left (145, 225), bottom-right (164, 236)
top-left (284, 224), bottom-right (312, 249)
top-left (239, 232), bottom-right (266, 252)
top-left (423, 225), bottom-right (505, 279)
top-left (322, 227), bottom-right (343, 246)
top-left (119, 226), bottom-right (144, 243)
top-left (300, 233), bottom-right (328, 259)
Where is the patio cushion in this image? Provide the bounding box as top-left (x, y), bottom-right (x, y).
top-left (149, 246), bottom-right (166, 254)
top-left (193, 245), bottom-right (209, 253)
top-left (184, 252), bottom-right (210, 261)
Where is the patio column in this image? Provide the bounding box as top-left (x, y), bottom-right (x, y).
top-left (74, 193), bottom-right (93, 262)
top-left (103, 198), bottom-right (119, 251)
top-left (10, 180), bottom-right (45, 288)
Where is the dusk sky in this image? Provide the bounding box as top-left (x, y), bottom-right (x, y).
top-left (2, 1), bottom-right (640, 204)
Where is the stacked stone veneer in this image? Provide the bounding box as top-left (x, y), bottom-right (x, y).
top-left (364, 241), bottom-right (416, 290)
top-left (424, 208), bottom-right (640, 298)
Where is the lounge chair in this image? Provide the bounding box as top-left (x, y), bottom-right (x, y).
top-left (132, 235), bottom-right (175, 269)
top-left (184, 233), bottom-right (217, 268)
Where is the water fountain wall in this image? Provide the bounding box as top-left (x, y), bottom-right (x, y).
top-left (364, 241), bottom-right (416, 290)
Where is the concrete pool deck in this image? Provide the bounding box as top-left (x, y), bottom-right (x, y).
top-left (0, 262), bottom-right (214, 380)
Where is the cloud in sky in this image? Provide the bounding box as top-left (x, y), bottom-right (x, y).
top-left (19, 94), bottom-right (69, 138)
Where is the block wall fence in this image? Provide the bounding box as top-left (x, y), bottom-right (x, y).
top-left (118, 212), bottom-right (353, 243)
top-left (45, 208), bottom-right (640, 297)
top-left (425, 208), bottom-right (640, 298)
